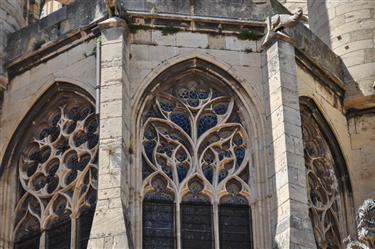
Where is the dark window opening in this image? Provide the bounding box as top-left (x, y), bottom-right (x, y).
top-left (143, 201), bottom-right (175, 249)
top-left (14, 233), bottom-right (40, 249)
top-left (78, 208), bottom-right (95, 249)
top-left (46, 217), bottom-right (71, 249)
top-left (219, 204), bottom-right (252, 249)
top-left (181, 202), bottom-right (213, 249)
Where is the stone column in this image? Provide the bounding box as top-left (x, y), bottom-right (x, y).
top-left (263, 41), bottom-right (316, 249)
top-left (87, 17), bottom-right (131, 249)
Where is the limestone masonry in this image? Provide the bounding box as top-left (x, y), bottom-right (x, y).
top-left (0, 1), bottom-right (374, 249)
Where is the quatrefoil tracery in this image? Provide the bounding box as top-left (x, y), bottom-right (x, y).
top-left (142, 85), bottom-right (251, 201)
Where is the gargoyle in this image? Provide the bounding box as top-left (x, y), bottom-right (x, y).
top-left (270, 8), bottom-right (308, 32)
top-left (344, 199), bottom-right (375, 249)
top-left (263, 8), bottom-right (308, 46)
top-left (104, 0), bottom-right (120, 17)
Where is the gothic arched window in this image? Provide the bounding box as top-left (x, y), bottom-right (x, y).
top-left (13, 88), bottom-right (98, 249)
top-left (141, 75), bottom-right (253, 249)
top-left (300, 97), bottom-right (354, 249)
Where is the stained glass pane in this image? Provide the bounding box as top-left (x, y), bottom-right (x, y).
top-left (301, 103), bottom-right (344, 249)
top-left (142, 82), bottom-right (252, 249)
top-left (181, 203), bottom-right (213, 249)
top-left (143, 202), bottom-right (175, 249)
top-left (14, 234), bottom-right (40, 249)
top-left (14, 95), bottom-right (99, 249)
top-left (78, 209), bottom-right (95, 249)
top-left (219, 205), bottom-right (252, 249)
top-left (46, 217), bottom-right (71, 249)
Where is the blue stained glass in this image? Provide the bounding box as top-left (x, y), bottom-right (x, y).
top-left (218, 151), bottom-right (225, 161)
top-left (235, 147), bottom-right (245, 166)
top-left (214, 104), bottom-right (228, 115)
top-left (159, 144), bottom-right (173, 157)
top-left (203, 165), bottom-right (213, 183)
top-left (51, 113), bottom-right (61, 126)
top-left (144, 141), bottom-right (156, 160)
top-left (198, 90), bottom-right (209, 99)
top-left (234, 136), bottom-right (243, 146)
top-left (66, 170), bottom-right (77, 184)
top-left (68, 107), bottom-right (81, 121)
top-left (144, 130), bottom-right (155, 140)
top-left (198, 114), bottom-right (218, 137)
top-left (232, 113), bottom-right (241, 123)
top-left (27, 162), bottom-right (38, 177)
top-left (86, 119), bottom-right (98, 133)
top-left (225, 151), bottom-right (231, 157)
top-left (160, 101), bottom-right (174, 112)
top-left (171, 113), bottom-right (191, 135)
top-left (87, 133), bottom-right (99, 149)
top-left (176, 151), bottom-right (187, 162)
top-left (204, 152), bottom-right (214, 164)
top-left (165, 146), bottom-right (173, 157)
top-left (162, 166), bottom-right (173, 179)
top-left (56, 140), bottom-right (69, 155)
top-left (189, 90), bottom-right (198, 99)
top-left (142, 164), bottom-right (153, 179)
top-left (187, 98), bottom-right (199, 107)
top-left (179, 89), bottom-right (189, 99)
top-left (218, 169), bottom-right (228, 182)
top-left (177, 164), bottom-right (188, 182)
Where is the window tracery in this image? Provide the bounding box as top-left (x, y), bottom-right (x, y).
top-left (141, 79), bottom-right (253, 248)
top-left (14, 95), bottom-right (98, 249)
top-left (301, 106), bottom-right (343, 249)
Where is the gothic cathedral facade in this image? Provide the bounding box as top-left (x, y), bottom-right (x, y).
top-left (0, 0), bottom-right (374, 249)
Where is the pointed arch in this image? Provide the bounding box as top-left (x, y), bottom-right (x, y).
top-left (300, 96), bottom-right (355, 249)
top-left (0, 82), bottom-right (98, 249)
top-left (133, 55), bottom-right (264, 249)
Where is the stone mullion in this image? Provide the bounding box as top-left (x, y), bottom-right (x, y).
top-left (213, 202), bottom-right (220, 249)
top-left (264, 41), bottom-right (316, 249)
top-left (87, 17), bottom-right (130, 249)
top-left (71, 217), bottom-right (77, 249)
top-left (175, 201), bottom-right (181, 249)
top-left (39, 231), bottom-right (46, 249)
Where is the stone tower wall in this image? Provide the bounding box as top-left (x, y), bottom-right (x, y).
top-left (308, 0), bottom-right (375, 96)
top-left (0, 0), bottom-right (24, 88)
top-left (308, 0), bottom-right (375, 208)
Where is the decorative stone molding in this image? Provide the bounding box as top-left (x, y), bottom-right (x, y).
top-left (344, 199), bottom-right (375, 249)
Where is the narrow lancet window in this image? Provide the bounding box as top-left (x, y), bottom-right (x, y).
top-left (181, 179), bottom-right (213, 249)
top-left (219, 180), bottom-right (252, 249)
top-left (300, 98), bottom-right (353, 249)
top-left (143, 176), bottom-right (175, 249)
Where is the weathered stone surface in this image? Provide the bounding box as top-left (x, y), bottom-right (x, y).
top-left (264, 41), bottom-right (316, 249)
top-left (0, 1), bottom-right (374, 249)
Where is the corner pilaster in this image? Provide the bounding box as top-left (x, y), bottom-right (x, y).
top-left (87, 17), bottom-right (131, 249)
top-left (263, 41), bottom-right (316, 249)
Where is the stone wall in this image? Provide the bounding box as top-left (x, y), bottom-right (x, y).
top-left (307, 0), bottom-right (375, 215)
top-left (1, 0), bottom-right (374, 248)
top-left (0, 0), bottom-right (24, 88)
top-left (0, 40), bottom-right (97, 166)
top-left (307, 0), bottom-right (375, 97)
